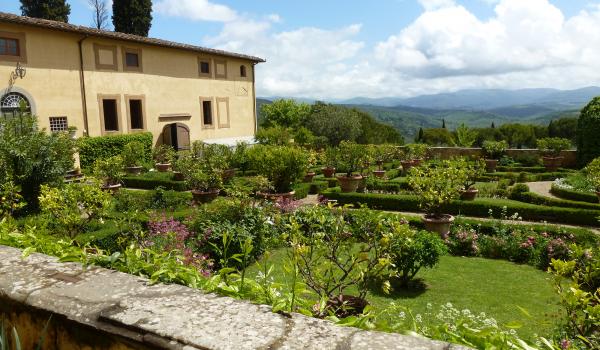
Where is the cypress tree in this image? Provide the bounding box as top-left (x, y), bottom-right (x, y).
top-left (417, 127), bottom-right (424, 142)
top-left (442, 119), bottom-right (446, 129)
top-left (112, 0), bottom-right (152, 37)
top-left (491, 122), bottom-right (496, 129)
top-left (20, 0), bottom-right (71, 22)
top-left (548, 120), bottom-right (555, 137)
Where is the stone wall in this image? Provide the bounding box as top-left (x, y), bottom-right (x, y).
top-left (0, 245), bottom-right (469, 350)
top-left (413, 147), bottom-right (578, 168)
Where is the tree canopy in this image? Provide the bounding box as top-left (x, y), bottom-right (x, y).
top-left (20, 0), bottom-right (71, 22)
top-left (112, 0), bottom-right (152, 36)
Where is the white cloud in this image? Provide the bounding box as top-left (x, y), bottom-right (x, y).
top-left (154, 0), bottom-right (237, 22)
top-left (417, 0), bottom-right (456, 11)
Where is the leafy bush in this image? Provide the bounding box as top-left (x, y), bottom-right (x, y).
top-left (185, 168), bottom-right (222, 192)
top-left (454, 123), bottom-right (478, 147)
top-left (408, 160), bottom-right (467, 217)
top-left (247, 145), bottom-right (308, 193)
top-left (336, 141), bottom-right (366, 176)
top-left (255, 125), bottom-right (293, 145)
top-left (122, 173), bottom-right (187, 191)
top-left (0, 111), bottom-right (75, 211)
top-left (153, 144), bottom-right (176, 164)
top-left (584, 157), bottom-right (600, 191)
top-left (79, 132), bottom-right (152, 169)
top-left (122, 141), bottom-right (146, 167)
top-left (482, 140), bottom-right (508, 159)
top-left (38, 182), bottom-right (113, 238)
top-left (0, 181), bottom-right (26, 218)
top-left (190, 141), bottom-right (232, 171)
top-left (577, 96), bottom-right (600, 166)
top-left (406, 143), bottom-right (429, 159)
top-left (550, 182), bottom-right (598, 203)
top-left (537, 137), bottom-right (571, 157)
top-left (93, 155), bottom-right (125, 186)
top-left (260, 98), bottom-right (311, 129)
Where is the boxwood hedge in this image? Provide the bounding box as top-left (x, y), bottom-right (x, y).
top-left (322, 188), bottom-right (600, 226)
top-left (79, 132), bottom-right (153, 169)
top-left (550, 184), bottom-right (599, 204)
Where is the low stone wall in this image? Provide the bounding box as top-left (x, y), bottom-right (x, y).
top-left (415, 147), bottom-right (578, 168)
top-left (0, 245), bottom-right (469, 350)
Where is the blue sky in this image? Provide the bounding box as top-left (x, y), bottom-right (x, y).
top-left (1, 0), bottom-right (599, 98)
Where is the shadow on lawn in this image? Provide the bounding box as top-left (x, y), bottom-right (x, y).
top-left (368, 277), bottom-right (429, 299)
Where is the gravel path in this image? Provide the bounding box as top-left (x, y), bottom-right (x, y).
top-left (525, 181), bottom-right (558, 198)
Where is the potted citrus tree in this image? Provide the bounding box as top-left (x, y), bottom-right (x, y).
top-left (372, 144), bottom-right (394, 178)
top-left (304, 150), bottom-right (318, 182)
top-left (248, 145), bottom-right (309, 200)
top-left (336, 141), bottom-right (365, 193)
top-left (537, 137), bottom-right (571, 171)
top-left (172, 150), bottom-right (194, 181)
top-left (122, 141), bottom-right (145, 175)
top-left (457, 158), bottom-right (485, 201)
top-left (94, 155), bottom-right (124, 193)
top-left (408, 160), bottom-right (467, 237)
top-left (321, 147), bottom-right (338, 178)
top-left (407, 143), bottom-right (429, 166)
top-left (482, 140), bottom-right (507, 172)
top-left (186, 167), bottom-right (223, 204)
top-left (585, 157), bottom-right (600, 201)
top-left (153, 145), bottom-right (175, 172)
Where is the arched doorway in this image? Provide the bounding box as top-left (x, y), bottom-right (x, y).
top-left (162, 123), bottom-right (190, 151)
top-left (0, 92), bottom-right (31, 117)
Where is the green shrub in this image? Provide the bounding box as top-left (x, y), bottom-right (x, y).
top-left (79, 132), bottom-right (152, 169)
top-left (577, 96), bottom-right (600, 166)
top-left (536, 137), bottom-right (571, 157)
top-left (0, 111), bottom-right (76, 211)
top-left (308, 181), bottom-right (328, 195)
top-left (510, 189), bottom-right (600, 211)
top-left (94, 155), bottom-right (125, 186)
top-left (153, 144), bottom-right (176, 164)
top-left (247, 145), bottom-right (308, 193)
top-left (337, 141), bottom-right (367, 176)
top-left (255, 125), bottom-right (293, 145)
top-left (185, 168), bottom-right (222, 192)
top-left (482, 140), bottom-right (508, 159)
top-left (122, 141), bottom-right (146, 167)
top-left (292, 182), bottom-right (310, 199)
top-left (584, 157), bottom-right (600, 191)
top-left (122, 173), bottom-right (187, 191)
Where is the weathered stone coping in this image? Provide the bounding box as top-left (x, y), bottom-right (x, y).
top-left (0, 245), bottom-right (469, 349)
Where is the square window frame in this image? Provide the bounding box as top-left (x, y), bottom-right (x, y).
top-left (49, 116), bottom-right (69, 132)
top-left (216, 97), bottom-right (230, 129)
top-left (214, 59), bottom-right (228, 79)
top-left (198, 57), bottom-right (213, 79)
top-left (122, 47), bottom-right (143, 72)
top-left (0, 31), bottom-right (27, 63)
top-left (94, 43), bottom-right (118, 71)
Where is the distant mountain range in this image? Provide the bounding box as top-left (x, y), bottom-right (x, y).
top-left (259, 87), bottom-right (599, 140)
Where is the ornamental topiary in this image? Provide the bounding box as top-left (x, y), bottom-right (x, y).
top-left (577, 96), bottom-right (600, 166)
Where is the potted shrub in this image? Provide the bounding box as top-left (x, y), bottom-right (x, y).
top-left (458, 158), bottom-right (485, 201)
top-left (231, 141), bottom-right (250, 175)
top-left (172, 150), bottom-right (193, 181)
top-left (482, 140), bottom-right (507, 172)
top-left (585, 157), bottom-right (600, 200)
top-left (408, 160), bottom-right (467, 238)
top-left (247, 145), bottom-right (309, 200)
top-left (407, 143), bottom-right (429, 166)
top-left (186, 167), bottom-right (223, 204)
top-left (191, 141), bottom-right (233, 181)
top-left (321, 147), bottom-right (337, 178)
top-left (304, 150), bottom-right (318, 182)
top-left (372, 144), bottom-right (394, 178)
top-left (122, 141), bottom-right (145, 175)
top-left (537, 137), bottom-right (571, 171)
top-left (153, 144), bottom-right (175, 172)
top-left (399, 148), bottom-right (414, 175)
top-left (94, 155), bottom-right (124, 193)
top-left (336, 141), bottom-right (365, 193)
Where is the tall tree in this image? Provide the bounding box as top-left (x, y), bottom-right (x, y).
top-left (20, 0), bottom-right (71, 22)
top-left (491, 121), bottom-right (496, 129)
top-left (442, 118), bottom-right (446, 129)
top-left (112, 0), bottom-right (152, 37)
top-left (88, 0), bottom-right (109, 30)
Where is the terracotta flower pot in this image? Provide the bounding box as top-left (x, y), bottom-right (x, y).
top-left (485, 159), bottom-right (498, 173)
top-left (401, 160), bottom-right (414, 175)
top-left (125, 166), bottom-right (143, 175)
top-left (173, 171), bottom-right (185, 181)
top-left (304, 171), bottom-right (316, 183)
top-left (101, 183), bottom-right (121, 194)
top-left (322, 167), bottom-right (336, 178)
top-left (191, 189), bottom-right (220, 204)
top-left (373, 170), bottom-right (386, 178)
top-left (412, 158), bottom-right (423, 166)
top-left (460, 189), bottom-right (479, 201)
top-left (422, 214), bottom-right (454, 239)
top-left (357, 176), bottom-right (367, 193)
top-left (337, 175), bottom-right (363, 193)
top-left (542, 156), bottom-right (563, 171)
top-left (155, 163), bottom-right (171, 172)
top-left (257, 191), bottom-right (296, 202)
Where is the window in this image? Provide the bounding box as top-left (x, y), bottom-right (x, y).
top-left (215, 60), bottom-right (227, 79)
top-left (49, 116), bottom-right (68, 132)
top-left (217, 97), bottom-right (230, 128)
top-left (201, 99), bottom-right (213, 127)
top-left (0, 31), bottom-right (26, 63)
top-left (102, 99), bottom-right (119, 132)
top-left (0, 92), bottom-right (30, 117)
top-left (198, 58), bottom-right (211, 77)
top-left (128, 99), bottom-right (144, 130)
top-left (240, 65), bottom-right (247, 77)
top-left (0, 38), bottom-right (19, 56)
top-left (123, 47), bottom-right (142, 72)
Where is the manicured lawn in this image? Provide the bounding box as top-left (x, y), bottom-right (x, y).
top-left (246, 250), bottom-right (562, 340)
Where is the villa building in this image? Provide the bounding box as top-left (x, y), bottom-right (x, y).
top-left (0, 12), bottom-right (264, 150)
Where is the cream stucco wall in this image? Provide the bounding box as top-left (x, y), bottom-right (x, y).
top-left (0, 22), bottom-right (258, 146)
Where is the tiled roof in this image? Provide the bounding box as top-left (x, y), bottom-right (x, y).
top-left (0, 11), bottom-right (266, 63)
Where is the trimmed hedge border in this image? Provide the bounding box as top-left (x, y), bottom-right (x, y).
top-left (510, 189), bottom-right (600, 211)
top-left (79, 132), bottom-right (153, 169)
top-left (550, 184), bottom-right (599, 204)
top-left (323, 188), bottom-right (600, 226)
top-left (123, 175), bottom-right (187, 191)
top-left (309, 181), bottom-right (329, 195)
